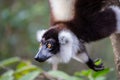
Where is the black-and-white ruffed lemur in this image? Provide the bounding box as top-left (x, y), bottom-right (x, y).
top-left (34, 0), bottom-right (120, 71)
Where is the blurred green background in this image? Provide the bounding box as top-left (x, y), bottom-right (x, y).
top-left (0, 0), bottom-right (117, 80)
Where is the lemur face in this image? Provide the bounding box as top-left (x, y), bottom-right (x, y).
top-left (34, 29), bottom-right (60, 62)
top-left (35, 38), bottom-right (59, 62)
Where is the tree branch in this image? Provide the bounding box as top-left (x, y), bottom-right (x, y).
top-left (109, 0), bottom-right (120, 79)
top-left (110, 34), bottom-right (120, 80)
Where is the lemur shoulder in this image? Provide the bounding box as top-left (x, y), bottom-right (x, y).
top-left (35, 0), bottom-right (120, 71)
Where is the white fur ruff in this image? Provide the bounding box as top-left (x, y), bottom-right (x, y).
top-left (110, 6), bottom-right (120, 33)
top-left (49, 0), bottom-right (76, 21)
top-left (47, 30), bottom-right (80, 64)
top-left (36, 30), bottom-right (47, 42)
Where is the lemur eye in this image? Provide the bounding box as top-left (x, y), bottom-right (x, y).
top-left (47, 43), bottom-right (52, 49)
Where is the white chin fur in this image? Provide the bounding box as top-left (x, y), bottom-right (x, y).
top-left (36, 29), bottom-right (47, 42)
top-left (110, 6), bottom-right (120, 33)
top-left (47, 30), bottom-right (80, 64)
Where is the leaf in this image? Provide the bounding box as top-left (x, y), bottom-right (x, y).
top-left (0, 57), bottom-right (20, 67)
top-left (67, 77), bottom-right (83, 80)
top-left (14, 64), bottom-right (43, 79)
top-left (95, 77), bottom-right (106, 80)
top-left (15, 65), bottom-right (41, 74)
top-left (48, 70), bottom-right (70, 80)
top-left (19, 71), bottom-right (40, 80)
top-left (93, 68), bottom-right (111, 78)
top-left (74, 70), bottom-right (92, 77)
top-left (0, 70), bottom-right (14, 80)
top-left (16, 61), bottom-right (31, 69)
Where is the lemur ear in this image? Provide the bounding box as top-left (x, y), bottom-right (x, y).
top-left (36, 29), bottom-right (47, 42)
top-left (58, 30), bottom-right (73, 45)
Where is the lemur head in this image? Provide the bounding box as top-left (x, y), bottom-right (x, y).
top-left (35, 28), bottom-right (60, 62)
top-left (34, 26), bottom-right (79, 63)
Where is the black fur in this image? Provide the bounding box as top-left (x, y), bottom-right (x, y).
top-left (67, 8), bottom-right (116, 42)
top-left (42, 28), bottom-right (60, 54)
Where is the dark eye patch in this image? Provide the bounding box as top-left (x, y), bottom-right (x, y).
top-left (41, 38), bottom-right (59, 54)
top-left (45, 39), bottom-right (56, 50)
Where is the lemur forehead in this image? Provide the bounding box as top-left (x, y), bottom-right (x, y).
top-left (49, 0), bottom-right (76, 21)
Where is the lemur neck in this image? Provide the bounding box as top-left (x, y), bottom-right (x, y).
top-left (49, 0), bottom-right (76, 22)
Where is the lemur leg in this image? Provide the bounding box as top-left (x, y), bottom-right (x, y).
top-left (52, 63), bottom-right (58, 70)
top-left (73, 52), bottom-right (104, 71)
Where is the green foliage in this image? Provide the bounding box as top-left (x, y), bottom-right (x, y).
top-left (0, 57), bottom-right (112, 80)
top-left (0, 57), bottom-right (42, 80)
top-left (0, 57), bottom-right (20, 67)
top-left (0, 70), bottom-right (14, 80)
top-left (48, 70), bottom-right (82, 80)
top-left (74, 69), bottom-right (112, 80)
top-left (19, 71), bottom-right (40, 80)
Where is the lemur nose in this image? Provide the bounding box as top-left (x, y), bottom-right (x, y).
top-left (34, 56), bottom-right (39, 61)
top-left (34, 56), bottom-right (47, 62)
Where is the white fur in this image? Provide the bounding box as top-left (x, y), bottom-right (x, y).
top-left (110, 6), bottom-right (120, 33)
top-left (73, 52), bottom-right (89, 63)
top-left (58, 30), bottom-right (74, 63)
top-left (36, 30), bottom-right (47, 42)
top-left (49, 0), bottom-right (76, 21)
top-left (58, 30), bottom-right (73, 45)
top-left (47, 30), bottom-right (80, 64)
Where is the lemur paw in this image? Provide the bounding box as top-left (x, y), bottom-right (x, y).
top-left (86, 58), bottom-right (104, 71)
top-left (93, 58), bottom-right (104, 71)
